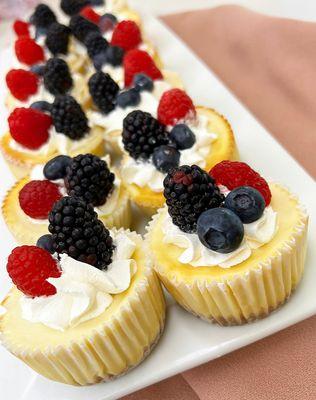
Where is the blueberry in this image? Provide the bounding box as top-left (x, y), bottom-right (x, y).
top-left (197, 208), bottom-right (244, 253)
top-left (117, 88), bottom-right (140, 108)
top-left (99, 13), bottom-right (117, 32)
top-left (152, 145), bottom-right (180, 173)
top-left (35, 26), bottom-right (47, 39)
top-left (133, 73), bottom-right (154, 92)
top-left (170, 124), bottom-right (196, 150)
top-left (43, 155), bottom-right (72, 180)
top-left (30, 64), bottom-right (45, 76)
top-left (92, 51), bottom-right (107, 70)
top-left (36, 234), bottom-right (54, 254)
top-left (105, 45), bottom-right (124, 66)
top-left (224, 186), bottom-right (265, 223)
top-left (30, 101), bottom-right (52, 112)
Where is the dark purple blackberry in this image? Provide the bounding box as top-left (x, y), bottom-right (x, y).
top-left (122, 110), bottom-right (168, 160)
top-left (69, 14), bottom-right (100, 43)
top-left (61, 0), bottom-right (88, 16)
top-left (84, 31), bottom-right (108, 59)
top-left (48, 196), bottom-right (114, 269)
top-left (43, 58), bottom-right (73, 95)
top-left (64, 154), bottom-right (115, 206)
top-left (88, 71), bottom-right (119, 114)
top-left (30, 4), bottom-right (57, 29)
top-left (163, 165), bottom-right (224, 233)
top-left (51, 95), bottom-right (89, 139)
top-left (45, 23), bottom-right (71, 55)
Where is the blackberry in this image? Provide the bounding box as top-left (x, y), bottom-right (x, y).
top-left (122, 110), bottom-right (168, 160)
top-left (65, 154), bottom-right (115, 206)
top-left (45, 23), bottom-right (71, 55)
top-left (88, 71), bottom-right (119, 114)
top-left (61, 0), bottom-right (88, 16)
top-left (48, 196), bottom-right (114, 269)
top-left (69, 15), bottom-right (100, 43)
top-left (30, 4), bottom-right (57, 29)
top-left (51, 95), bottom-right (89, 139)
top-left (43, 58), bottom-right (73, 95)
top-left (163, 165), bottom-right (224, 233)
top-left (84, 32), bottom-right (108, 59)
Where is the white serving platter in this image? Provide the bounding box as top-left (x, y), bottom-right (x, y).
top-left (0, 14), bottom-right (315, 400)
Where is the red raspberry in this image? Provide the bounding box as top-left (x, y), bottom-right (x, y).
top-left (7, 246), bottom-right (61, 297)
top-left (19, 180), bottom-right (62, 219)
top-left (111, 20), bottom-right (142, 52)
top-left (209, 161), bottom-right (272, 205)
top-left (157, 88), bottom-right (196, 126)
top-left (8, 108), bottom-right (52, 150)
top-left (79, 6), bottom-right (101, 24)
top-left (15, 37), bottom-right (45, 66)
top-left (124, 49), bottom-right (163, 87)
top-left (13, 20), bottom-right (30, 37)
top-left (6, 69), bottom-right (39, 101)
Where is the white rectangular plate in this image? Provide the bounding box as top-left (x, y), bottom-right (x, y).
top-left (1, 15), bottom-right (315, 400)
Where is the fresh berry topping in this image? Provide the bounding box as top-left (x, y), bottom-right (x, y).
top-left (70, 14), bottom-right (100, 43)
top-left (197, 208), bottom-right (244, 253)
top-left (43, 58), bottom-right (73, 95)
top-left (15, 37), bottom-right (45, 66)
top-left (133, 73), bottom-right (154, 92)
top-left (224, 186), bottom-right (265, 223)
top-left (92, 51), bottom-right (108, 70)
top-left (164, 165), bottom-right (224, 233)
top-left (111, 20), bottom-right (141, 52)
top-left (61, 0), bottom-right (88, 16)
top-left (36, 234), bottom-right (55, 254)
top-left (13, 20), bottom-right (30, 37)
top-left (158, 89), bottom-right (196, 126)
top-left (30, 100), bottom-right (52, 113)
top-left (80, 6), bottom-right (101, 24)
top-left (99, 13), bottom-right (117, 33)
top-left (19, 180), bottom-right (62, 219)
top-left (29, 4), bottom-right (57, 29)
top-left (7, 246), bottom-right (61, 297)
top-left (116, 88), bottom-right (140, 108)
top-left (6, 69), bottom-right (39, 101)
top-left (35, 27), bottom-right (47, 40)
top-left (44, 155), bottom-right (72, 180)
top-left (105, 45), bottom-right (124, 66)
top-left (122, 110), bottom-right (168, 160)
top-left (153, 145), bottom-right (180, 173)
top-left (65, 154), bottom-right (115, 206)
top-left (51, 95), bottom-right (89, 139)
top-left (84, 31), bottom-right (108, 59)
top-left (88, 71), bottom-right (119, 114)
top-left (8, 107), bottom-right (52, 149)
top-left (209, 161), bottom-right (272, 206)
top-left (170, 124), bottom-right (196, 150)
top-left (48, 196), bottom-right (114, 269)
top-left (124, 49), bottom-right (163, 87)
top-left (30, 64), bottom-right (45, 76)
top-left (45, 23), bottom-right (71, 55)
top-left (90, 0), bottom-right (104, 5)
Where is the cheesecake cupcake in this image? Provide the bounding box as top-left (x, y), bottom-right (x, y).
top-left (120, 89), bottom-right (237, 215)
top-left (0, 95), bottom-right (104, 179)
top-left (0, 197), bottom-right (165, 385)
top-left (146, 161), bottom-right (308, 325)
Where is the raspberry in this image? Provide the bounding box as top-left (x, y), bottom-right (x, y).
top-left (13, 20), bottom-right (30, 37)
top-left (123, 49), bottom-right (163, 87)
top-left (7, 246), bottom-right (61, 297)
top-left (6, 69), bottom-right (39, 101)
top-left (19, 180), bottom-right (62, 219)
top-left (80, 6), bottom-right (101, 24)
top-left (209, 161), bottom-right (272, 206)
top-left (8, 107), bottom-right (52, 149)
top-left (111, 20), bottom-right (142, 52)
top-left (15, 37), bottom-right (45, 66)
top-left (158, 89), bottom-right (196, 126)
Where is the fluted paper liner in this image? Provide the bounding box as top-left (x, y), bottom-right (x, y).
top-left (0, 230), bottom-right (166, 385)
top-left (146, 184), bottom-right (308, 325)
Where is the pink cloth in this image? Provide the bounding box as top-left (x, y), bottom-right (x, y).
top-left (124, 5), bottom-right (316, 400)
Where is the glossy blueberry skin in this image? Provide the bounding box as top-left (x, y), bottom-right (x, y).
top-left (30, 64), bottom-right (45, 76)
top-left (224, 186), bottom-right (265, 223)
top-left (133, 73), bottom-right (154, 92)
top-left (99, 13), bottom-right (117, 32)
top-left (105, 45), bottom-right (124, 66)
top-left (170, 124), bottom-right (196, 150)
top-left (30, 101), bottom-right (52, 113)
top-left (36, 234), bottom-right (54, 254)
top-left (152, 145), bottom-right (180, 173)
top-left (93, 51), bottom-right (108, 70)
top-left (197, 208), bottom-right (244, 253)
top-left (43, 155), bottom-right (72, 180)
top-left (117, 88), bottom-right (140, 108)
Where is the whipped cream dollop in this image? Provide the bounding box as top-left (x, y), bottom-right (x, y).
top-left (161, 205), bottom-right (278, 268)
top-left (20, 231), bottom-right (137, 331)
